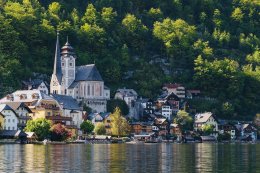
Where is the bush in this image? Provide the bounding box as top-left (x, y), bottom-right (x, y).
top-left (50, 123), bottom-right (72, 141)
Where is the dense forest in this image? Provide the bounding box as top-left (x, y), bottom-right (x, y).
top-left (0, 0), bottom-right (259, 119)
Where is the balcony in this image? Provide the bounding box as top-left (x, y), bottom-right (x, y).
top-left (46, 115), bottom-right (72, 121)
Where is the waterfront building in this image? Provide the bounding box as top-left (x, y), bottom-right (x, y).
top-left (0, 104), bottom-right (19, 130)
top-left (194, 112), bottom-right (219, 136)
top-left (50, 33), bottom-right (109, 113)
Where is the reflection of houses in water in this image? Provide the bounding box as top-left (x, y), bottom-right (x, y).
top-left (195, 144), bottom-right (215, 173)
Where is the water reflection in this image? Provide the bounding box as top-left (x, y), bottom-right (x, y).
top-left (0, 143), bottom-right (259, 172)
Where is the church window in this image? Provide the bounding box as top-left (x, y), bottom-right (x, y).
top-left (87, 85), bottom-right (90, 96)
top-left (100, 85), bottom-right (102, 96)
top-left (84, 85), bottom-right (86, 96)
top-left (65, 89), bottom-right (67, 95)
top-left (92, 85), bottom-right (94, 95)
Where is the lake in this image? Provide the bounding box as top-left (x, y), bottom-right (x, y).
top-left (0, 143), bottom-right (259, 173)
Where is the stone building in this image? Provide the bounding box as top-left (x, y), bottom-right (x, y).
top-left (50, 33), bottom-right (109, 113)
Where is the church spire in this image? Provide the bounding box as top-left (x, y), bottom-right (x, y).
top-left (53, 31), bottom-right (62, 84)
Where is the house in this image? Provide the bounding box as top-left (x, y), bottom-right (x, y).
top-left (235, 123), bottom-right (257, 141)
top-left (129, 121), bottom-right (153, 135)
top-left (0, 90), bottom-right (72, 127)
top-left (0, 130), bottom-right (27, 143)
top-left (22, 79), bottom-right (49, 95)
top-left (50, 33), bottom-right (109, 113)
top-left (4, 102), bottom-right (32, 129)
top-left (218, 120), bottom-right (236, 140)
top-left (194, 112), bottom-right (218, 136)
top-left (25, 132), bottom-right (37, 143)
top-left (88, 113), bottom-right (104, 125)
top-left (0, 113), bottom-right (5, 130)
top-left (154, 118), bottom-right (168, 136)
top-left (170, 123), bottom-right (182, 136)
top-left (161, 102), bottom-right (172, 120)
top-left (51, 94), bottom-right (83, 129)
top-left (101, 113), bottom-right (111, 135)
top-left (163, 83), bottom-right (185, 99)
top-left (0, 104), bottom-right (19, 130)
top-left (114, 88), bottom-right (138, 117)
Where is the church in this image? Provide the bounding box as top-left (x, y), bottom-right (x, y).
top-left (50, 32), bottom-right (110, 113)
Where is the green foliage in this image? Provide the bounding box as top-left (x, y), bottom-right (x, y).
top-left (218, 132), bottom-right (231, 141)
top-left (201, 124), bottom-right (215, 135)
top-left (110, 107), bottom-right (130, 136)
top-left (94, 122), bottom-right (106, 135)
top-left (80, 120), bottom-right (94, 134)
top-left (25, 118), bottom-right (51, 141)
top-left (174, 110), bottom-right (193, 131)
top-left (0, 0), bottom-right (259, 119)
top-left (83, 104), bottom-right (92, 114)
top-left (107, 99), bottom-right (129, 116)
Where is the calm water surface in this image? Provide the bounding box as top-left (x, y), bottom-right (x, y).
top-left (0, 143), bottom-right (259, 173)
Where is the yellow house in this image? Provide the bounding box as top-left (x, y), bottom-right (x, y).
top-left (0, 113), bottom-right (5, 130)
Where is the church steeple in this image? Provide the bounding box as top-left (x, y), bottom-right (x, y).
top-left (53, 31), bottom-right (62, 84)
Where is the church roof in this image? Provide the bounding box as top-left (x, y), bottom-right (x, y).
top-left (51, 94), bottom-right (81, 110)
top-left (68, 81), bottom-right (79, 89)
top-left (75, 64), bottom-right (103, 81)
top-left (53, 32), bottom-right (62, 84)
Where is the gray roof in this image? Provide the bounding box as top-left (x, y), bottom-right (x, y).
top-left (68, 81), bottom-right (79, 89)
top-left (22, 79), bottom-right (46, 89)
top-left (195, 112), bottom-right (213, 123)
top-left (51, 94), bottom-right (81, 110)
top-left (53, 32), bottom-right (62, 84)
top-left (0, 104), bottom-right (14, 112)
top-left (116, 88), bottom-right (138, 97)
top-left (75, 64), bottom-right (103, 81)
top-left (0, 130), bottom-right (27, 137)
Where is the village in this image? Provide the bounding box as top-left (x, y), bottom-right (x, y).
top-left (0, 33), bottom-right (258, 144)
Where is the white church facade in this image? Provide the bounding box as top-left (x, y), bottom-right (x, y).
top-left (50, 33), bottom-right (110, 113)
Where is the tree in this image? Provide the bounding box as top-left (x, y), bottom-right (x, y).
top-left (80, 120), bottom-right (94, 134)
top-left (174, 110), bottom-right (193, 131)
top-left (201, 124), bottom-right (214, 135)
top-left (107, 99), bottom-right (129, 116)
top-left (50, 123), bottom-right (71, 141)
top-left (83, 104), bottom-right (92, 114)
top-left (94, 122), bottom-right (106, 135)
top-left (25, 118), bottom-right (51, 141)
top-left (110, 107), bottom-right (130, 136)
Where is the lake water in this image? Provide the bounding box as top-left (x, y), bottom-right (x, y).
top-left (0, 143), bottom-right (259, 173)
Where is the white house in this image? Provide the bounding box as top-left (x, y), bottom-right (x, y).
top-left (50, 33), bottom-right (109, 113)
top-left (163, 83), bottom-right (185, 99)
top-left (51, 94), bottom-right (83, 129)
top-left (4, 102), bottom-right (32, 129)
top-left (194, 112), bottom-right (218, 136)
top-left (22, 79), bottom-right (49, 95)
top-left (114, 88), bottom-right (138, 117)
top-left (161, 104), bottom-right (172, 120)
top-left (0, 104), bottom-right (19, 130)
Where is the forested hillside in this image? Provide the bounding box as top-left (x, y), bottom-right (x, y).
top-left (0, 0), bottom-right (259, 119)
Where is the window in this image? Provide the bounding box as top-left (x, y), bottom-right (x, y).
top-left (62, 63), bottom-right (65, 66)
top-left (13, 119), bottom-right (15, 123)
top-left (8, 127), bottom-right (10, 130)
top-left (70, 63), bottom-right (73, 67)
top-left (87, 85), bottom-right (90, 96)
top-left (12, 127), bottom-right (15, 130)
top-left (8, 119), bottom-right (10, 122)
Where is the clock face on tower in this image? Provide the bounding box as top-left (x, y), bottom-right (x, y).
top-left (53, 81), bottom-right (58, 86)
